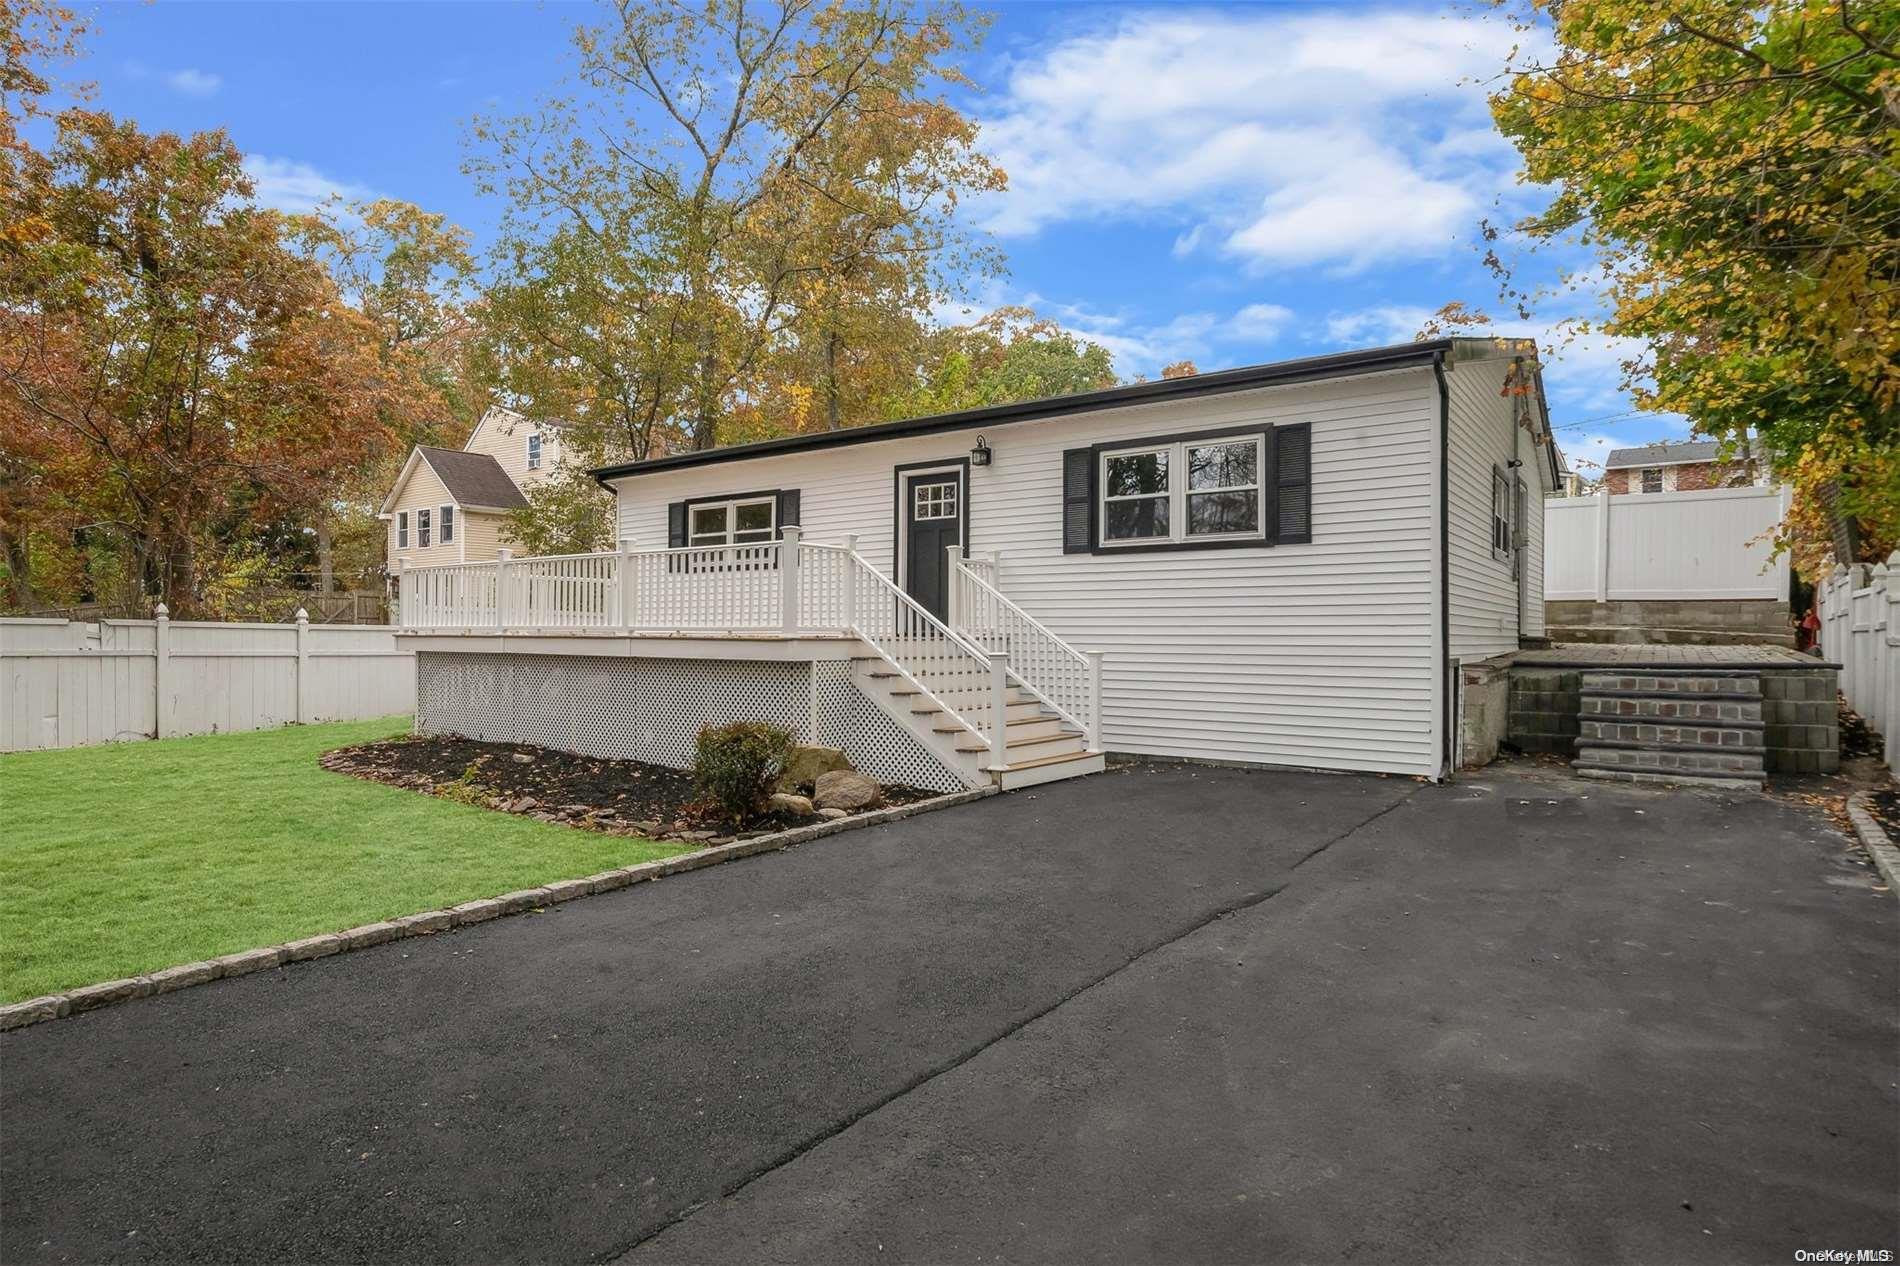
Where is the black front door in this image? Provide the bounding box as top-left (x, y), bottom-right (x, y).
top-left (904, 471), bottom-right (962, 621)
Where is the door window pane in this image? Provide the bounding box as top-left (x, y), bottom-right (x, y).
top-left (913, 482), bottom-right (958, 521)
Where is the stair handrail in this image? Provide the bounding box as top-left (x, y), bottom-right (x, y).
top-left (803, 541), bottom-right (1002, 759)
top-left (949, 555), bottom-right (1101, 748)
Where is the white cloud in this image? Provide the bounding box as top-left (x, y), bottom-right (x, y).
top-left (1230, 302), bottom-right (1295, 343)
top-left (241, 156), bottom-right (378, 216)
top-left (165, 68), bottom-right (222, 97)
top-left (975, 8), bottom-right (1544, 271)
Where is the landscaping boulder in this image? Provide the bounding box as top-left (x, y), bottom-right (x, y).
top-left (813, 770), bottom-right (882, 812)
top-left (769, 791), bottom-right (815, 816)
top-left (816, 807), bottom-right (849, 821)
top-left (778, 745), bottom-right (852, 792)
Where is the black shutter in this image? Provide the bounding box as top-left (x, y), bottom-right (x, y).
top-left (1062, 448), bottom-right (1094, 554)
top-left (776, 489), bottom-right (801, 533)
top-left (1273, 424), bottom-right (1312, 543)
top-left (667, 501), bottom-right (688, 548)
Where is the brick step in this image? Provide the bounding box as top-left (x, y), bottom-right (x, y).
top-left (1579, 718), bottom-right (1764, 749)
top-left (1574, 742), bottom-right (1765, 781)
top-left (1580, 695), bottom-right (1763, 724)
top-left (1579, 671), bottom-right (1762, 697)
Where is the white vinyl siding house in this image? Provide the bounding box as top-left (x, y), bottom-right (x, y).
top-left (397, 339), bottom-right (1559, 787)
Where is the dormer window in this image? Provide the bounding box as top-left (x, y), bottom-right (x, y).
top-left (526, 433), bottom-right (543, 471)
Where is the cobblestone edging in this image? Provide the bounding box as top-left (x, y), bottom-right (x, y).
top-left (1846, 790), bottom-right (1900, 899)
top-left (0, 787), bottom-right (998, 1033)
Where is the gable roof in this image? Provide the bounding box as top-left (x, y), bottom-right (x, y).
top-left (1603, 440), bottom-right (1735, 469)
top-left (378, 446), bottom-right (530, 515)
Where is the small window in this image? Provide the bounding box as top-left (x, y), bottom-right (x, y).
top-left (417, 507), bottom-right (432, 549)
top-left (1490, 467), bottom-right (1511, 560)
top-left (440, 504), bottom-right (454, 544)
top-left (688, 496), bottom-right (776, 548)
top-left (912, 482), bottom-right (959, 521)
top-left (1639, 466), bottom-right (1663, 494)
top-left (526, 433), bottom-right (543, 471)
top-left (397, 511), bottom-right (408, 549)
top-left (1100, 435), bottom-right (1263, 546)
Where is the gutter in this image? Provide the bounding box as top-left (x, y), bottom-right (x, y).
top-left (1433, 350), bottom-right (1453, 781)
top-left (591, 339), bottom-right (1454, 485)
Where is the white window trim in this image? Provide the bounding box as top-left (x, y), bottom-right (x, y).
top-left (687, 495), bottom-right (777, 548)
top-left (1490, 466), bottom-right (1511, 563)
top-left (1098, 435), bottom-right (1265, 548)
top-left (526, 432), bottom-right (543, 471)
top-left (417, 507), bottom-right (432, 549)
top-left (396, 511), bottom-right (408, 549)
top-left (439, 504), bottom-right (455, 544)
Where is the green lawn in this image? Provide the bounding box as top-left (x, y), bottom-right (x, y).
top-left (0, 717), bottom-right (688, 1003)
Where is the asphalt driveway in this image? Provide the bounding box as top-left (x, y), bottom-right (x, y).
top-left (2, 762), bottom-right (1894, 1264)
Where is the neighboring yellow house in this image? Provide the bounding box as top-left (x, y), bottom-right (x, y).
top-left (379, 407), bottom-right (567, 578)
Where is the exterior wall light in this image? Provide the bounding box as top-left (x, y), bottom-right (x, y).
top-left (971, 436), bottom-right (993, 467)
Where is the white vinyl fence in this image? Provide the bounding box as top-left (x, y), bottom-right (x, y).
top-left (1817, 555), bottom-right (1900, 765)
top-left (1, 607), bottom-right (415, 752)
top-left (1545, 485), bottom-right (1791, 601)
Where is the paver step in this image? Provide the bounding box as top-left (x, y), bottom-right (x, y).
top-left (1579, 718), bottom-right (1764, 749)
top-left (1579, 671), bottom-right (1762, 697)
top-left (1574, 742), bottom-right (1764, 780)
top-left (1580, 695), bottom-right (1763, 724)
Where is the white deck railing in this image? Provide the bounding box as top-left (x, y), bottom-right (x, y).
top-left (948, 551), bottom-right (1100, 747)
top-left (398, 531), bottom-right (1041, 767)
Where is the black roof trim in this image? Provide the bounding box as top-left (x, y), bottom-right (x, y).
top-left (591, 340), bottom-right (1455, 484)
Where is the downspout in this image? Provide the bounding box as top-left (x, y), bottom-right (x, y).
top-left (1433, 350), bottom-right (1453, 781)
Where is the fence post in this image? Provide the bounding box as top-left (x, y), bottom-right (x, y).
top-left (1870, 560), bottom-right (1890, 753)
top-left (617, 538), bottom-right (637, 633)
top-left (987, 650), bottom-right (1011, 772)
top-left (397, 558), bottom-right (409, 628)
top-left (1086, 649), bottom-right (1104, 752)
top-left (153, 602), bottom-right (172, 739)
top-left (780, 525), bottom-right (802, 633)
top-left (841, 534), bottom-right (859, 632)
top-left (1886, 551), bottom-right (1900, 768)
top-left (1593, 487), bottom-right (1611, 603)
top-left (294, 607), bottom-right (311, 724)
top-left (495, 549), bottom-right (512, 632)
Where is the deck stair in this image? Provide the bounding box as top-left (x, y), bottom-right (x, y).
top-left (851, 657), bottom-right (1105, 791)
top-left (1572, 669), bottom-right (1766, 788)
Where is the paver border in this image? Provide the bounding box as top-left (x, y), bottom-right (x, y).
top-left (1846, 787), bottom-right (1900, 899)
top-left (0, 786), bottom-right (998, 1033)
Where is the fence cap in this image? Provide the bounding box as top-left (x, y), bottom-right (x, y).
top-left (154, 602), bottom-right (169, 618)
top-left (295, 607), bottom-right (310, 622)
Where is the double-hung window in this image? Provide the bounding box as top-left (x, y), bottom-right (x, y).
top-left (526, 433), bottom-right (543, 471)
top-left (688, 496), bottom-right (776, 548)
top-left (439, 504), bottom-right (455, 545)
top-left (417, 507), bottom-right (432, 549)
top-left (1490, 467), bottom-right (1512, 561)
top-left (397, 512), bottom-right (408, 549)
top-left (1100, 435), bottom-right (1263, 546)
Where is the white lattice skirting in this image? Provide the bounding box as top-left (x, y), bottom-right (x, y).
top-left (415, 652), bottom-right (965, 792)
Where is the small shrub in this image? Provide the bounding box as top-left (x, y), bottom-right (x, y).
top-left (437, 762), bottom-right (493, 807)
top-left (694, 721), bottom-right (793, 824)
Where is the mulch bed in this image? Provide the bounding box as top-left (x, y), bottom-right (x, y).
top-left (1839, 702), bottom-right (1883, 761)
top-left (320, 734), bottom-right (933, 843)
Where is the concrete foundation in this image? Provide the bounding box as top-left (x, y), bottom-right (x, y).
top-left (1458, 656), bottom-right (1512, 770)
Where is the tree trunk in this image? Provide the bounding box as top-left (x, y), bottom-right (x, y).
top-left (0, 523), bottom-right (32, 611)
top-left (316, 518), bottom-right (336, 594)
top-left (825, 329), bottom-right (842, 431)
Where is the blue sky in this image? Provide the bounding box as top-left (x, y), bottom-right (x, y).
top-left (67, 0), bottom-right (1692, 474)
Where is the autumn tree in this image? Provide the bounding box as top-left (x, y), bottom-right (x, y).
top-left (1488, 0), bottom-right (1899, 571)
top-left (468, 0), bottom-right (1003, 465)
top-left (884, 306), bottom-right (1119, 418)
top-left (0, 111), bottom-right (403, 614)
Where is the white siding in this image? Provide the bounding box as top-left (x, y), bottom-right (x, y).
top-left (612, 368), bottom-right (1444, 777)
top-left (1444, 358), bottom-right (1546, 657)
top-left (464, 407), bottom-right (564, 490)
